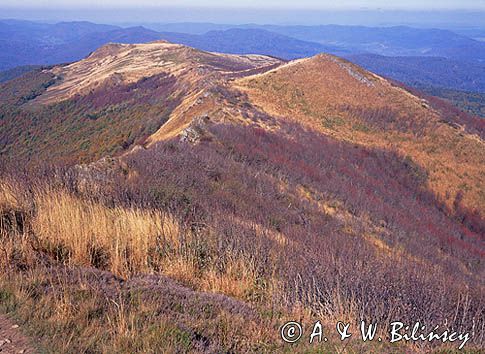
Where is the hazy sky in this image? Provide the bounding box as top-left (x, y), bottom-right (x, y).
top-left (2, 0), bottom-right (485, 10)
top-left (1, 1), bottom-right (484, 26)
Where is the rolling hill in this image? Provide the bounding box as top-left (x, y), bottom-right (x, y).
top-left (0, 40), bottom-right (280, 163)
top-left (0, 40), bottom-right (484, 352)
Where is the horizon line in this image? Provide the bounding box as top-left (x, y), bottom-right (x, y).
top-left (1, 6), bottom-right (485, 11)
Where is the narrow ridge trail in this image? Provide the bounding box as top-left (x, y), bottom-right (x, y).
top-left (0, 315), bottom-right (35, 354)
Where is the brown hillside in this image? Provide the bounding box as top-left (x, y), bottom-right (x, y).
top-left (0, 41), bottom-right (282, 164)
top-left (37, 41), bottom-right (281, 105)
top-left (235, 54), bottom-right (485, 213)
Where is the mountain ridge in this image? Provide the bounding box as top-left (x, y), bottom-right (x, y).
top-left (1, 19), bottom-right (484, 119)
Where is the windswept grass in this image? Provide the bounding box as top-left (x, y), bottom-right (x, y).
top-left (0, 177), bottom-right (270, 301)
top-left (33, 189), bottom-right (179, 277)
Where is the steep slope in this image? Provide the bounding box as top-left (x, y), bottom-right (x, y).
top-left (235, 54), bottom-right (485, 214)
top-left (143, 51), bottom-right (484, 306)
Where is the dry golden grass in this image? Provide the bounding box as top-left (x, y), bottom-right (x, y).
top-left (0, 180), bottom-right (269, 301)
top-left (0, 181), bottom-right (293, 353)
top-left (0, 181), bottom-right (18, 211)
top-left (0, 178), bottom-right (30, 213)
top-left (0, 180), bottom-right (279, 352)
top-left (32, 189), bottom-right (180, 277)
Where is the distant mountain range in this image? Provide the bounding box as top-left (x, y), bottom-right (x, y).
top-left (1, 20), bottom-right (343, 69)
top-left (148, 22), bottom-right (485, 63)
top-left (0, 21), bottom-right (162, 70)
top-left (158, 28), bottom-right (347, 60)
top-left (3, 20), bottom-right (485, 67)
top-left (346, 54), bottom-right (485, 93)
top-left (258, 25), bottom-right (485, 63)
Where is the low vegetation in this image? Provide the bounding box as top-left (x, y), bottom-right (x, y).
top-left (0, 72), bottom-right (183, 164)
top-left (1, 117), bottom-right (484, 352)
top-left (238, 54), bottom-right (485, 214)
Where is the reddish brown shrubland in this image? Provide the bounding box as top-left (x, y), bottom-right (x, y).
top-left (1, 117), bottom-right (484, 351)
top-left (125, 121), bottom-right (484, 343)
